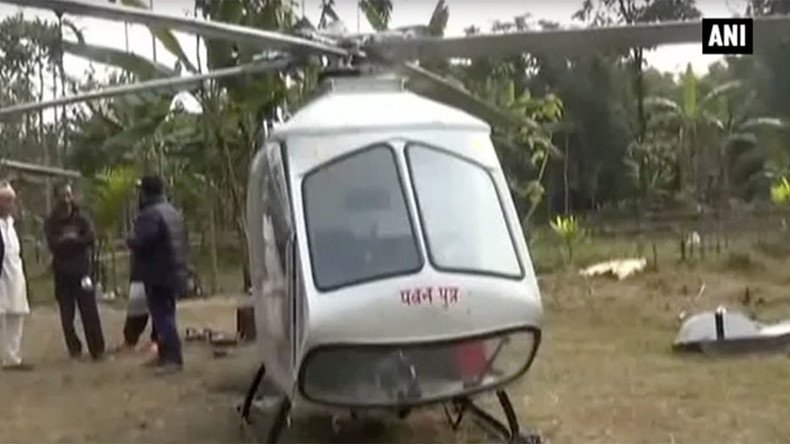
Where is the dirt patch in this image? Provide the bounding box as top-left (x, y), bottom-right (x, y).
top-left (0, 298), bottom-right (477, 443)
top-left (0, 298), bottom-right (255, 443)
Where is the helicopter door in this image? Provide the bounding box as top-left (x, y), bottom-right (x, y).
top-left (262, 142), bottom-right (295, 375)
top-left (286, 232), bottom-right (304, 370)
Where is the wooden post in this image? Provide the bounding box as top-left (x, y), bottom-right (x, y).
top-left (652, 242), bottom-right (658, 271)
top-left (680, 236), bottom-right (686, 262)
top-left (716, 222), bottom-right (721, 254)
top-left (689, 236), bottom-right (695, 260)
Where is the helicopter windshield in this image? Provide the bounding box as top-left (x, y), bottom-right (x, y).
top-left (405, 143), bottom-right (522, 278)
top-left (303, 145), bottom-right (423, 290)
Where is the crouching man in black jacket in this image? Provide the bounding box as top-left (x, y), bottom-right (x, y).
top-left (128, 175), bottom-right (189, 375)
top-left (45, 184), bottom-right (105, 361)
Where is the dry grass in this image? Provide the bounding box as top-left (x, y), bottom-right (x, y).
top-left (524, 267), bottom-right (790, 443)
top-left (1, 234), bottom-right (790, 443)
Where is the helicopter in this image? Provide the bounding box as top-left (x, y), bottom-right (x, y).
top-left (2, 1), bottom-right (790, 443)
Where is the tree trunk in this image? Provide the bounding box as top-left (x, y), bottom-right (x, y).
top-left (208, 185), bottom-right (220, 293)
top-left (57, 13), bottom-right (68, 165)
top-left (563, 133), bottom-right (570, 214)
top-left (523, 153), bottom-right (551, 227)
top-left (39, 61), bottom-right (52, 215)
top-left (51, 62), bottom-right (58, 164)
top-left (205, 97), bottom-right (250, 293)
top-left (678, 125), bottom-right (694, 199)
top-left (219, 133), bottom-right (250, 293)
top-left (110, 241), bottom-right (118, 295)
top-left (721, 142), bottom-right (730, 208)
top-left (634, 48), bottom-right (646, 143)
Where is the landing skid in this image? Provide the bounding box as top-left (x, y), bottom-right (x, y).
top-left (443, 390), bottom-right (544, 444)
top-left (237, 363), bottom-right (292, 444)
top-left (238, 364), bottom-right (542, 443)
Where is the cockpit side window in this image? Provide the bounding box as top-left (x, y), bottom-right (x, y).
top-left (264, 145), bottom-right (291, 273)
top-left (302, 144), bottom-right (423, 291)
top-left (246, 150), bottom-right (268, 290)
top-left (405, 143), bottom-right (523, 279)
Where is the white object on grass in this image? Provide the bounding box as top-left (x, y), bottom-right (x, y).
top-left (580, 258), bottom-right (648, 280)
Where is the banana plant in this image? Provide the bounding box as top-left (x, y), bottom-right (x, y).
top-left (645, 63), bottom-right (737, 200)
top-left (770, 176), bottom-right (790, 205)
top-left (550, 214), bottom-right (584, 265)
top-left (645, 64), bottom-right (788, 204)
top-left (61, 19), bottom-right (177, 80)
top-left (62, 0), bottom-right (300, 291)
top-left (68, 72), bottom-right (177, 177)
top-left (90, 164), bottom-right (138, 294)
top-left (116, 0), bottom-right (198, 73)
top-left (770, 176), bottom-right (790, 231)
top-left (717, 90), bottom-right (788, 202)
top-left (358, 0), bottom-right (392, 31)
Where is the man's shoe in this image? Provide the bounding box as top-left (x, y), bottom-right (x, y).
top-left (154, 363), bottom-right (183, 376)
top-left (2, 362), bottom-right (34, 371)
top-left (91, 353), bottom-right (110, 363)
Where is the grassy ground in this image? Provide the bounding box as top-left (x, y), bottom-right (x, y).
top-left (525, 270), bottom-right (790, 443)
top-left (522, 229), bottom-right (790, 442)
top-left (3, 232), bottom-right (790, 442)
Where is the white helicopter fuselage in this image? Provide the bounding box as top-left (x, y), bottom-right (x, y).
top-left (246, 74), bottom-right (543, 415)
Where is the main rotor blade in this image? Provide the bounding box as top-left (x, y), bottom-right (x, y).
top-left (0, 58), bottom-right (292, 118)
top-left (0, 159), bottom-right (84, 180)
top-left (2, 0), bottom-right (348, 57)
top-left (401, 64), bottom-right (520, 128)
top-left (371, 16), bottom-right (790, 61)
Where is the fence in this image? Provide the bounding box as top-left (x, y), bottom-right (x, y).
top-left (583, 206), bottom-right (790, 239)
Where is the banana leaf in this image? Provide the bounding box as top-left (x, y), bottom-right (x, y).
top-left (427, 0), bottom-right (448, 37)
top-left (359, 0), bottom-right (392, 31)
top-left (62, 40), bottom-right (175, 80)
top-left (120, 0), bottom-right (198, 73)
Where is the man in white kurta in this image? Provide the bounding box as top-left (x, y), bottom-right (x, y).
top-left (0, 182), bottom-right (32, 370)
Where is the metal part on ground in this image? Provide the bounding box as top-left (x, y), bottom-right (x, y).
top-left (673, 308), bottom-right (790, 355)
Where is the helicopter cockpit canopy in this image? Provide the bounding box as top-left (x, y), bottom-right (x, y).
top-left (303, 141), bottom-right (524, 292)
top-left (405, 143), bottom-right (522, 277)
top-left (304, 145), bottom-right (422, 291)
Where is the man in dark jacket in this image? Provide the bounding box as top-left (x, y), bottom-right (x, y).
top-left (127, 175), bottom-right (188, 374)
top-left (44, 183), bottom-right (105, 361)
